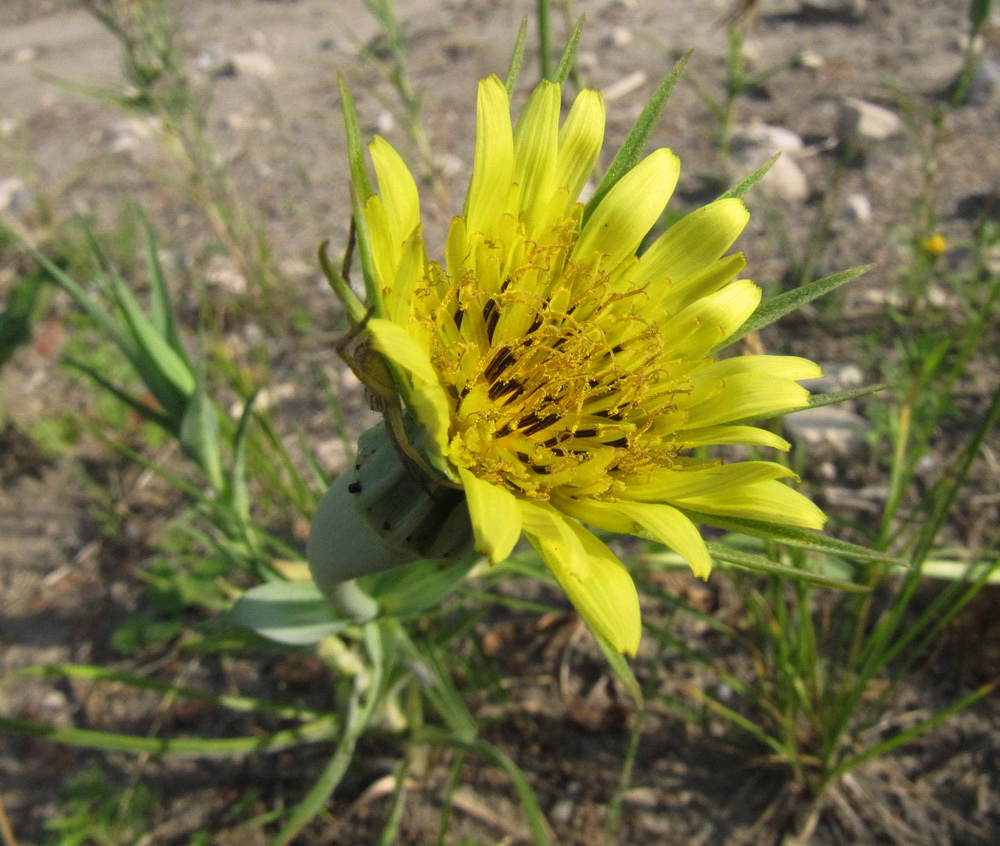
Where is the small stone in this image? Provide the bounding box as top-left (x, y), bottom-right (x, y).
top-left (731, 123), bottom-right (809, 203)
top-left (105, 116), bottom-right (161, 157)
top-left (602, 70), bottom-right (648, 103)
top-left (799, 0), bottom-right (868, 22)
top-left (205, 255), bottom-right (247, 294)
top-left (0, 177), bottom-right (34, 216)
top-left (801, 362), bottom-right (866, 395)
top-left (836, 97), bottom-right (903, 146)
top-left (231, 51), bottom-right (276, 79)
top-left (797, 51), bottom-right (825, 70)
top-left (841, 193), bottom-right (872, 221)
top-left (605, 26), bottom-right (634, 48)
top-left (784, 406), bottom-right (871, 455)
top-left (192, 45), bottom-right (236, 78)
top-left (11, 45), bottom-right (39, 63)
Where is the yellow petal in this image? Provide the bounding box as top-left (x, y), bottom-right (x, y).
top-left (366, 318), bottom-right (451, 456)
top-left (637, 199), bottom-right (749, 293)
top-left (512, 80), bottom-right (560, 228)
top-left (369, 136), bottom-right (421, 249)
top-left (675, 425), bottom-right (791, 450)
top-left (520, 501), bottom-right (641, 656)
top-left (624, 460), bottom-right (798, 501)
top-left (556, 497), bottom-right (712, 580)
top-left (458, 467), bottom-right (522, 563)
top-left (660, 279), bottom-right (761, 359)
top-left (574, 148), bottom-right (680, 270)
top-left (683, 374), bottom-right (811, 428)
top-left (465, 75), bottom-right (514, 235)
top-left (677, 480), bottom-right (827, 529)
top-left (556, 88), bottom-right (605, 200)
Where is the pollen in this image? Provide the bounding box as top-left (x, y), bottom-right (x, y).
top-left (422, 224), bottom-right (681, 500)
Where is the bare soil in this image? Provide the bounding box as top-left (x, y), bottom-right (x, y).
top-left (1, 1), bottom-right (999, 844)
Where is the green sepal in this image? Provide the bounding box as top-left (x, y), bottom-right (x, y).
top-left (705, 542), bottom-right (871, 592)
top-left (583, 51), bottom-right (690, 227)
top-left (717, 154), bottom-right (778, 201)
top-left (679, 508), bottom-right (905, 568)
top-left (503, 17), bottom-right (529, 97)
top-left (716, 264), bottom-right (874, 353)
top-left (551, 16), bottom-right (585, 84)
top-left (338, 76), bottom-right (385, 319)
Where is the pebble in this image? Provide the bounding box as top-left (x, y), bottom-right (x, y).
top-left (0, 177), bottom-right (34, 216)
top-left (231, 51), bottom-right (276, 80)
top-left (205, 255), bottom-right (247, 294)
top-left (836, 97), bottom-right (903, 146)
top-left (192, 45), bottom-right (236, 78)
top-left (802, 362), bottom-right (866, 395)
top-left (730, 123), bottom-right (809, 203)
top-left (840, 192), bottom-right (872, 222)
top-left (783, 406), bottom-right (871, 455)
top-left (798, 0), bottom-right (868, 21)
top-left (105, 116), bottom-right (161, 158)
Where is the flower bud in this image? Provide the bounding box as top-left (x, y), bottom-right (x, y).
top-left (307, 418), bottom-right (474, 604)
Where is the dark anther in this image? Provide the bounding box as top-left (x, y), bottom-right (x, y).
top-left (454, 306), bottom-right (465, 331)
top-left (485, 347), bottom-right (517, 383)
top-left (520, 412), bottom-right (560, 435)
top-left (605, 437), bottom-right (629, 448)
top-left (574, 428), bottom-right (597, 439)
top-left (348, 481), bottom-right (363, 494)
top-left (483, 298), bottom-right (500, 343)
top-left (488, 379), bottom-right (521, 401)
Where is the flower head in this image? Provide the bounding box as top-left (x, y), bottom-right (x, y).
top-left (343, 75), bottom-right (825, 655)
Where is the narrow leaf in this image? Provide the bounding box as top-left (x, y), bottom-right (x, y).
top-left (681, 508), bottom-right (905, 567)
top-left (706, 542), bottom-right (872, 591)
top-left (583, 52), bottom-right (690, 226)
top-left (716, 264), bottom-right (874, 352)
top-left (717, 154), bottom-right (778, 200)
top-left (551, 16), bottom-right (585, 84)
top-left (0, 714), bottom-right (340, 757)
top-left (594, 632), bottom-right (644, 706)
top-left (227, 581), bottom-right (348, 646)
top-left (504, 17), bottom-right (529, 97)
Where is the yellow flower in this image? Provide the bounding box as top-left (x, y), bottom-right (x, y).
top-left (355, 75), bottom-right (825, 655)
top-left (920, 233), bottom-right (948, 257)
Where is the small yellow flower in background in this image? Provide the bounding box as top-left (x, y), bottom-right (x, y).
top-left (920, 233), bottom-right (948, 257)
top-left (335, 75), bottom-right (827, 656)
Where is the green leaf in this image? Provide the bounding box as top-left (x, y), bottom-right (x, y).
top-left (0, 713), bottom-right (340, 757)
top-left (551, 17), bottom-right (585, 84)
top-left (504, 17), bottom-right (529, 97)
top-left (594, 632), bottom-right (644, 706)
top-left (64, 356), bottom-right (174, 431)
top-left (227, 581), bottom-right (348, 646)
top-left (227, 389), bottom-right (259, 522)
top-left (716, 154), bottom-right (778, 200)
top-left (725, 382), bottom-right (890, 425)
top-left (362, 555), bottom-right (477, 616)
top-left (142, 216), bottom-right (184, 356)
top-left (705, 542), bottom-right (872, 591)
top-left (0, 272), bottom-right (44, 368)
top-left (583, 52), bottom-right (690, 227)
top-left (178, 353), bottom-right (223, 491)
top-left (715, 264), bottom-right (873, 352)
top-left (680, 508), bottom-right (906, 568)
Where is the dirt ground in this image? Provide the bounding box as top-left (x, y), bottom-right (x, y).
top-left (1, 0), bottom-right (999, 844)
